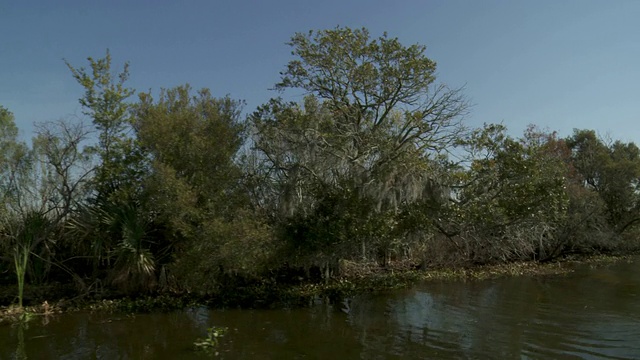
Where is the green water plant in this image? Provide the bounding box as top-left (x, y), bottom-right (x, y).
top-left (194, 326), bottom-right (227, 353)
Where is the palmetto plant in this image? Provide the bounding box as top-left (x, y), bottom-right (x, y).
top-left (68, 199), bottom-right (156, 293)
top-left (107, 202), bottom-right (156, 290)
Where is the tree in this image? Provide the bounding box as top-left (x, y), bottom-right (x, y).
top-left (251, 27), bottom-right (468, 265)
top-left (277, 27), bottom-right (466, 154)
top-left (65, 51), bottom-right (151, 292)
top-left (8, 119), bottom-right (96, 286)
top-left (566, 130), bottom-right (640, 235)
top-left (134, 85), bottom-right (246, 231)
top-left (133, 85), bottom-right (272, 290)
top-left (431, 125), bottom-right (570, 264)
top-left (0, 106), bottom-right (37, 306)
top-left (32, 119), bottom-right (95, 222)
top-left (65, 49), bottom-right (143, 203)
top-left (0, 107), bottom-right (32, 216)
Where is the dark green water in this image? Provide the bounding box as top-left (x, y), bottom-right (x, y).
top-left (2, 259), bottom-right (640, 359)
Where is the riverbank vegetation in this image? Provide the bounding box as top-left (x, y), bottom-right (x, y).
top-left (2, 27), bottom-right (640, 312)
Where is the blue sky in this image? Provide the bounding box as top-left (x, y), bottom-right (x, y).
top-left (2, 1), bottom-right (640, 143)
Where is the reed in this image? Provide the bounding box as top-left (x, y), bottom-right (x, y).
top-left (13, 243), bottom-right (29, 309)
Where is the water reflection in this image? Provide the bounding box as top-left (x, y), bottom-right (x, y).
top-left (1, 259), bottom-right (640, 359)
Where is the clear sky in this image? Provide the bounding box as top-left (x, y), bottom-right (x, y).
top-left (2, 0), bottom-right (640, 143)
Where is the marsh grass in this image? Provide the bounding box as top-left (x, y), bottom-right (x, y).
top-left (13, 244), bottom-right (29, 309)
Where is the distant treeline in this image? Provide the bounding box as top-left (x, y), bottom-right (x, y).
top-left (2, 27), bottom-right (639, 300)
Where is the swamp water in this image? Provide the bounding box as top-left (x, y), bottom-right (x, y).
top-left (2, 259), bottom-right (640, 359)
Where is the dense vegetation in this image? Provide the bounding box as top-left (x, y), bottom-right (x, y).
top-left (2, 27), bottom-right (640, 306)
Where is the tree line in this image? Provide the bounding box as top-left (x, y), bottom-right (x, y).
top-left (2, 27), bottom-right (639, 301)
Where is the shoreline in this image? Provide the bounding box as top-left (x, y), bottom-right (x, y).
top-left (1, 253), bottom-right (635, 323)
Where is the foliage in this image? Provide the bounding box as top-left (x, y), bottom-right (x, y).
top-left (251, 26), bottom-right (468, 267)
top-left (63, 51), bottom-right (154, 294)
top-left (32, 119), bottom-right (95, 222)
top-left (0, 107), bottom-right (32, 216)
top-left (13, 243), bottom-right (28, 308)
top-left (566, 129), bottom-right (640, 235)
top-left (67, 199), bottom-right (155, 293)
top-left (170, 210), bottom-right (276, 294)
top-left (2, 28), bottom-right (640, 307)
top-left (133, 85), bottom-right (267, 290)
top-left (134, 85), bottom-right (245, 220)
top-left (429, 125), bottom-right (570, 264)
top-left (1, 211), bottom-right (52, 307)
top-left (65, 49), bottom-right (144, 203)
top-left (194, 326), bottom-right (227, 353)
